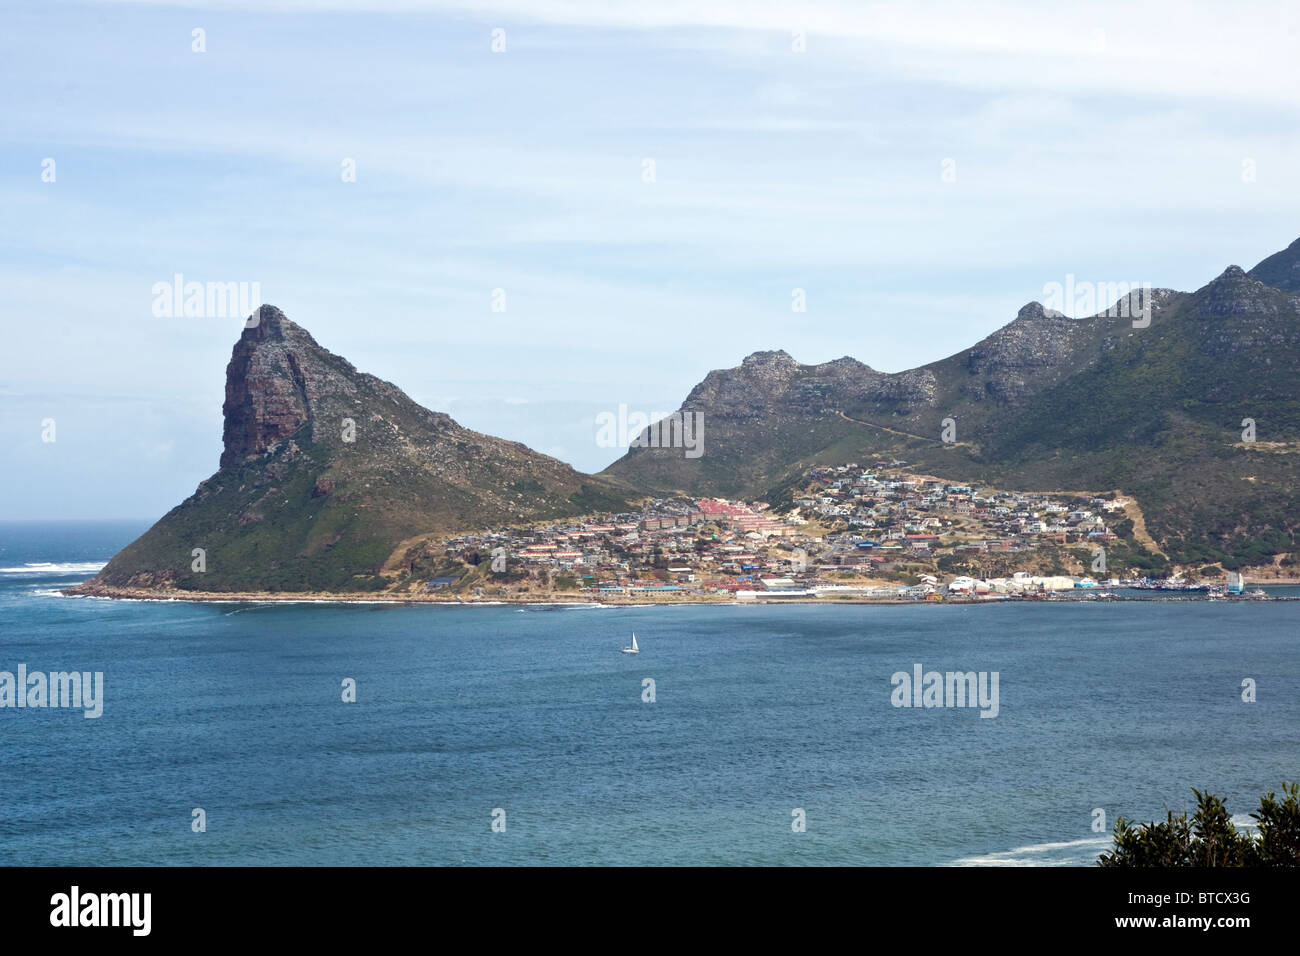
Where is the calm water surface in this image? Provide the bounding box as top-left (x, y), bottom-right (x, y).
top-left (2, 521), bottom-right (1296, 866)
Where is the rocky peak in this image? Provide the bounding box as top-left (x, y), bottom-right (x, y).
top-left (965, 302), bottom-right (1088, 403)
top-left (220, 304), bottom-right (357, 469)
top-left (1015, 301), bottom-right (1067, 322)
top-left (740, 349), bottom-right (800, 370)
top-left (1190, 265), bottom-right (1300, 359)
top-left (1191, 265), bottom-right (1290, 317)
top-left (683, 349), bottom-right (807, 412)
top-left (241, 304), bottom-right (319, 346)
top-left (819, 355), bottom-right (876, 375)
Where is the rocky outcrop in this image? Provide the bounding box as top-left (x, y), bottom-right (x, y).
top-left (221, 306), bottom-right (324, 468)
top-left (860, 368), bottom-right (938, 409)
top-left (964, 302), bottom-right (1087, 403)
top-left (1192, 266), bottom-right (1293, 318)
top-left (75, 306), bottom-right (629, 593)
top-left (1185, 267), bottom-right (1300, 383)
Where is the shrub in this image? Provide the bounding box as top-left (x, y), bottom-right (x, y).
top-left (1099, 783), bottom-right (1300, 867)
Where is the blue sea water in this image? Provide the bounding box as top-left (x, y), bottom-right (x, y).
top-left (1, 520), bottom-right (1297, 866)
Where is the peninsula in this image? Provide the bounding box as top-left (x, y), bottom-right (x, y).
top-left (68, 236), bottom-right (1300, 604)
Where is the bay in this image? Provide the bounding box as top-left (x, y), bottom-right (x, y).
top-left (1, 521), bottom-right (1296, 866)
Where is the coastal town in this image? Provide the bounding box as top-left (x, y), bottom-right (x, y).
top-left (398, 461), bottom-right (1274, 603)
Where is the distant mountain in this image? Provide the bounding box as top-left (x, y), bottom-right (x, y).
top-left (76, 306), bottom-right (628, 593)
top-left (604, 240), bottom-right (1300, 568)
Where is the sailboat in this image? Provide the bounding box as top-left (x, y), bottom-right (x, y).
top-left (621, 633), bottom-right (639, 654)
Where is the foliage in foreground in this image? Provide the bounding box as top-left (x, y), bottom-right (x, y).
top-left (1099, 782), bottom-right (1300, 867)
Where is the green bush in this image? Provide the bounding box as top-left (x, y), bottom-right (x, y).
top-left (1099, 782), bottom-right (1300, 867)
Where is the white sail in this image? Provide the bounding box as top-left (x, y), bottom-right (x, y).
top-left (632, 633), bottom-right (638, 651)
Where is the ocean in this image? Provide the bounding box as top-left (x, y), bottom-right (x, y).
top-left (2, 520), bottom-right (1296, 866)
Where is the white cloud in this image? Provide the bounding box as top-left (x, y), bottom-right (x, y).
top-left (94, 0), bottom-right (1300, 104)
top-left (5, 0), bottom-right (1300, 516)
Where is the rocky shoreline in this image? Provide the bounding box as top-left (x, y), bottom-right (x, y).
top-left (61, 582), bottom-right (1296, 606)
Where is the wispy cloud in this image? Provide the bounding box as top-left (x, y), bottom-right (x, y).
top-left (3, 0), bottom-right (1298, 517)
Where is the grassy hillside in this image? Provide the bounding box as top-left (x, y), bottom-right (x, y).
top-left (81, 307), bottom-right (630, 593)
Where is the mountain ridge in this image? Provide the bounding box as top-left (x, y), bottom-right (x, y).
top-left (73, 236), bottom-right (1300, 594)
top-left (603, 238), bottom-right (1300, 567)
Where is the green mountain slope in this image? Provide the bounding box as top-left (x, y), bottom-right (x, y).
top-left (603, 242), bottom-right (1300, 567)
top-left (77, 306), bottom-right (629, 593)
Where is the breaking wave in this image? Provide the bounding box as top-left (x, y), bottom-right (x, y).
top-left (0, 561), bottom-right (106, 575)
top-left (952, 836), bottom-right (1111, 867)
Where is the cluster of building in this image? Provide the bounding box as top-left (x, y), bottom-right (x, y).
top-left (425, 461), bottom-right (1144, 600)
top-left (794, 462), bottom-right (1127, 567)
top-left (431, 497), bottom-right (820, 596)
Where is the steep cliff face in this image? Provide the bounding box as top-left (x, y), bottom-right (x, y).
top-left (76, 305), bottom-right (628, 593)
top-left (218, 306), bottom-right (459, 470)
top-left (220, 308), bottom-right (330, 468)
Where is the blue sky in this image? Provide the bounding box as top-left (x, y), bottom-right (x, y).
top-left (3, 0), bottom-right (1300, 519)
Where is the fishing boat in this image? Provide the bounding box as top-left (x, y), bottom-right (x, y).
top-left (621, 633), bottom-right (639, 654)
